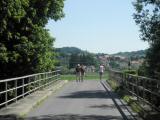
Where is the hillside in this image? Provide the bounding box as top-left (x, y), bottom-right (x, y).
top-left (112, 50), bottom-right (146, 58)
top-left (55, 47), bottom-right (98, 69)
top-left (56, 47), bottom-right (146, 59)
top-left (55, 47), bottom-right (84, 55)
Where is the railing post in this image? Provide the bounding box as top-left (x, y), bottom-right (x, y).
top-left (40, 74), bottom-right (43, 90)
top-left (47, 73), bottom-right (49, 84)
top-left (15, 79), bottom-right (17, 102)
top-left (125, 74), bottom-right (128, 90)
top-left (5, 82), bottom-right (8, 107)
top-left (136, 76), bottom-right (139, 101)
top-left (22, 78), bottom-right (25, 98)
top-left (47, 73), bottom-right (49, 85)
top-left (45, 73), bottom-right (47, 87)
top-left (56, 71), bottom-right (58, 80)
top-left (38, 74), bottom-right (40, 89)
top-left (43, 73), bottom-right (46, 87)
top-left (34, 76), bottom-right (36, 91)
top-left (50, 72), bottom-right (52, 82)
top-left (132, 76), bottom-right (135, 96)
top-left (44, 73), bottom-right (46, 87)
top-left (42, 74), bottom-right (44, 89)
top-left (58, 70), bottom-right (61, 80)
top-left (142, 78), bottom-right (145, 105)
top-left (53, 72), bottom-right (55, 81)
top-left (28, 77), bottom-right (31, 94)
top-left (150, 79), bottom-right (153, 110)
top-left (58, 71), bottom-right (60, 80)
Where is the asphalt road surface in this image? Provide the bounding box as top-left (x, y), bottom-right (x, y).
top-left (25, 80), bottom-right (125, 120)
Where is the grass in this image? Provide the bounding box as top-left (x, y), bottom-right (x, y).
top-left (60, 74), bottom-right (75, 81)
top-left (61, 72), bottom-right (109, 81)
top-left (106, 79), bottom-right (119, 91)
top-left (106, 79), bottom-right (144, 115)
top-left (107, 79), bottom-right (160, 120)
top-left (123, 95), bottom-right (142, 113)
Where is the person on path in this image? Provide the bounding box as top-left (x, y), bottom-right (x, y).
top-left (99, 64), bottom-right (105, 81)
top-left (80, 64), bottom-right (85, 82)
top-left (75, 64), bottom-right (81, 82)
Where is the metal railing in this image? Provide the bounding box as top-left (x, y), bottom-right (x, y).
top-left (108, 69), bottom-right (160, 111)
top-left (0, 70), bottom-right (60, 108)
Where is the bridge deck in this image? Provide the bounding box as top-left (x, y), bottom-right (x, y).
top-left (25, 80), bottom-right (136, 120)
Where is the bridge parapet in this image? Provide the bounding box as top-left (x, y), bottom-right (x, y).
top-left (108, 69), bottom-right (160, 112)
top-left (0, 70), bottom-right (61, 108)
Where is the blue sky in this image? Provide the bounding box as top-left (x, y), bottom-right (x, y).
top-left (46, 0), bottom-right (148, 54)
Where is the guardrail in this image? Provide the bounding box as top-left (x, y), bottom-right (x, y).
top-left (108, 69), bottom-right (160, 111)
top-left (0, 70), bottom-right (61, 108)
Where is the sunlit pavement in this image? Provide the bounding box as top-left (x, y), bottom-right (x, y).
top-left (24, 80), bottom-right (135, 120)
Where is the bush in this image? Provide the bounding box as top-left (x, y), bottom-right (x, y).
top-left (60, 67), bottom-right (75, 75)
top-left (123, 70), bottom-right (137, 75)
top-left (60, 67), bottom-right (70, 75)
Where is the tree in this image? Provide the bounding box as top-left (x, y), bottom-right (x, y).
top-left (0, 0), bottom-right (64, 79)
top-left (133, 0), bottom-right (160, 79)
top-left (69, 54), bottom-right (80, 68)
top-left (69, 53), bottom-right (98, 69)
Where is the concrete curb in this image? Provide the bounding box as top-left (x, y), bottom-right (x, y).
top-left (0, 80), bottom-right (68, 119)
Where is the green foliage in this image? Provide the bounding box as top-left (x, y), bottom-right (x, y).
top-left (138, 61), bottom-right (148, 76)
top-left (56, 47), bottom-right (99, 69)
top-left (55, 47), bottom-right (83, 55)
top-left (0, 0), bottom-right (64, 78)
top-left (113, 50), bottom-right (146, 59)
top-left (123, 70), bottom-right (137, 75)
top-left (60, 66), bottom-right (74, 75)
top-left (69, 53), bottom-right (97, 68)
top-left (133, 0), bottom-right (160, 79)
top-left (109, 61), bottom-right (120, 70)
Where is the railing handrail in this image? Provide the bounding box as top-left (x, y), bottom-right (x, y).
top-left (0, 70), bottom-right (60, 83)
top-left (110, 69), bottom-right (159, 82)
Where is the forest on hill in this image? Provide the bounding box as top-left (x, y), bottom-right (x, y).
top-left (112, 50), bottom-right (146, 59)
top-left (55, 47), bottom-right (99, 73)
top-left (55, 47), bottom-right (83, 55)
top-left (55, 47), bottom-right (146, 73)
top-left (56, 47), bottom-right (146, 59)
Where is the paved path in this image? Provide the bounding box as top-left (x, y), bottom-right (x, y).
top-left (24, 80), bottom-right (131, 120)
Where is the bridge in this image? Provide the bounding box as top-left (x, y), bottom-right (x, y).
top-left (0, 70), bottom-right (159, 120)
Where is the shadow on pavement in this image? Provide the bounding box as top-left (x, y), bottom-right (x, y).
top-left (0, 115), bottom-right (17, 120)
top-left (89, 104), bottom-right (116, 109)
top-left (24, 114), bottom-right (123, 120)
top-left (59, 90), bottom-right (119, 99)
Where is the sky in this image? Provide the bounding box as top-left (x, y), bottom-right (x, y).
top-left (46, 0), bottom-right (149, 54)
